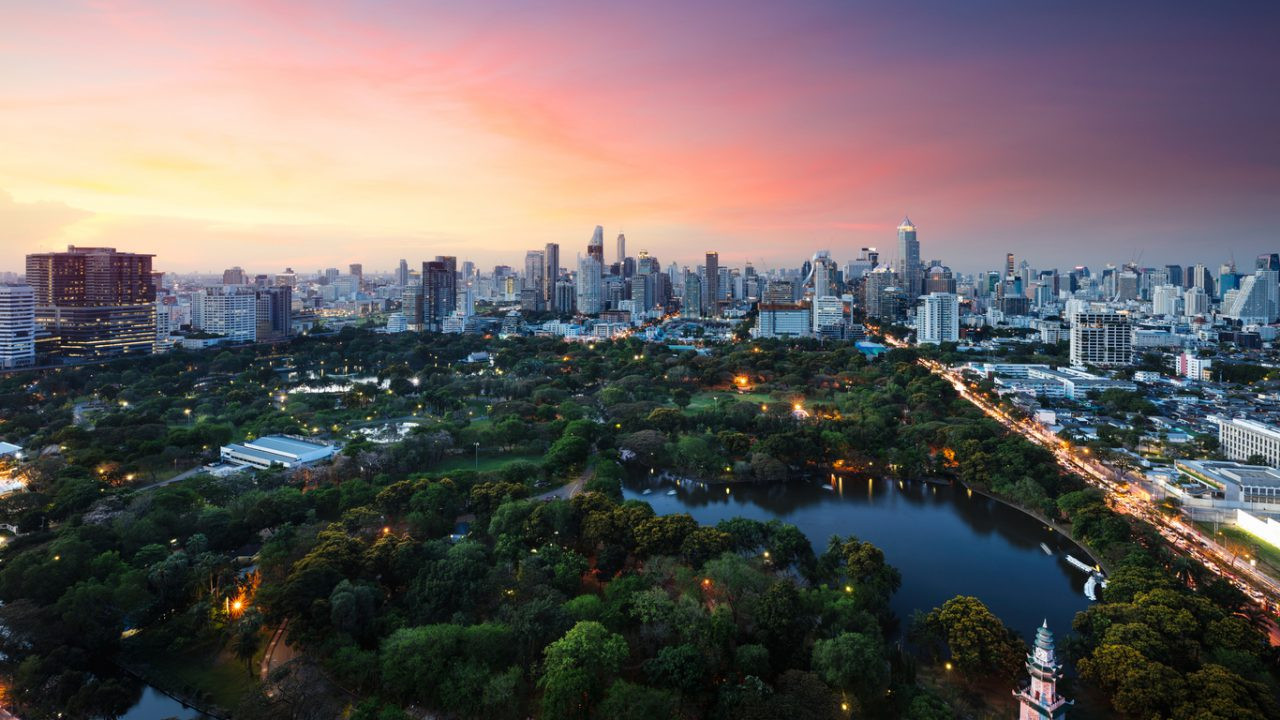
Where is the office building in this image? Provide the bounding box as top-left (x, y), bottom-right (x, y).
top-left (523, 250), bottom-right (545, 312)
top-left (754, 303), bottom-right (811, 338)
top-left (222, 266), bottom-right (246, 285)
top-left (704, 252), bottom-right (720, 316)
top-left (402, 284), bottom-right (424, 331)
top-left (1217, 417), bottom-right (1280, 468)
top-left (682, 273), bottom-right (702, 318)
top-left (812, 295), bottom-right (845, 337)
top-left (924, 265), bottom-right (956, 294)
top-left (544, 243), bottom-right (560, 310)
top-left (916, 292), bottom-right (959, 344)
top-left (577, 256), bottom-right (603, 314)
top-left (26, 245), bottom-right (157, 358)
top-left (1222, 270), bottom-right (1279, 324)
top-left (587, 225), bottom-right (605, 265)
top-left (192, 285), bottom-right (257, 342)
top-left (396, 259), bottom-right (409, 287)
top-left (0, 284), bottom-right (36, 368)
top-left (554, 280), bottom-right (577, 315)
top-left (616, 233), bottom-right (626, 265)
top-left (1184, 286), bottom-right (1210, 316)
top-left (348, 263), bottom-right (363, 289)
top-left (1069, 312), bottom-right (1132, 367)
top-left (255, 285), bottom-right (293, 341)
top-left (422, 260), bottom-right (453, 331)
top-left (897, 216), bottom-right (921, 296)
top-left (862, 266), bottom-right (896, 320)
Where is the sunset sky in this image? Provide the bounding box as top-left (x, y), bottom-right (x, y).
top-left (3, 0), bottom-right (1278, 274)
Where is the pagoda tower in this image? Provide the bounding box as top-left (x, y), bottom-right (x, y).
top-left (1014, 620), bottom-right (1071, 720)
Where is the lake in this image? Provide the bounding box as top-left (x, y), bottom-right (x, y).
top-left (623, 474), bottom-right (1093, 641)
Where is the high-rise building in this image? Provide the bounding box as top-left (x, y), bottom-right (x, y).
top-left (396, 259), bottom-right (409, 287)
top-left (348, 263), bottom-right (363, 290)
top-left (915, 292), bottom-right (959, 345)
top-left (1014, 622), bottom-right (1070, 720)
top-left (1069, 312), bottom-right (1132, 367)
top-left (577, 256), bottom-right (604, 314)
top-left (924, 265), bottom-right (956, 294)
top-left (1222, 270), bottom-right (1279, 324)
top-left (1257, 254), bottom-right (1280, 272)
top-left (554, 280), bottom-right (577, 315)
top-left (255, 285), bottom-right (293, 341)
top-left (587, 226), bottom-right (605, 265)
top-left (1151, 284), bottom-right (1181, 317)
top-left (1165, 264), bottom-right (1184, 288)
top-left (402, 284), bottom-right (424, 331)
top-left (682, 272), bottom-right (702, 318)
top-left (522, 250), bottom-right (546, 312)
top-left (616, 233), bottom-right (626, 265)
top-left (544, 243), bottom-right (560, 310)
top-left (26, 246), bottom-right (157, 358)
top-left (192, 285), bottom-right (257, 342)
top-left (897, 217), bottom-right (921, 297)
top-left (1191, 264), bottom-right (1215, 297)
top-left (863, 266), bottom-right (896, 320)
top-left (222, 266), bottom-right (246, 285)
top-left (323, 268), bottom-right (339, 285)
top-left (0, 284), bottom-right (36, 369)
top-left (422, 261), bottom-right (453, 331)
top-left (812, 295), bottom-right (845, 336)
top-left (704, 251), bottom-right (719, 316)
top-left (434, 256), bottom-right (458, 315)
top-left (1184, 286), bottom-right (1210, 316)
top-left (1005, 252), bottom-right (1016, 280)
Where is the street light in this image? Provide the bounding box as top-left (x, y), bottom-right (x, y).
top-left (474, 442), bottom-right (480, 471)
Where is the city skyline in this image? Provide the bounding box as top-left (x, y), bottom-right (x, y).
top-left (3, 1), bottom-right (1279, 274)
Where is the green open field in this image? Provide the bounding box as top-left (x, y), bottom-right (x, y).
top-left (125, 631), bottom-right (264, 712)
top-left (1194, 521), bottom-right (1280, 578)
top-left (686, 391), bottom-right (775, 410)
top-left (434, 452), bottom-right (543, 473)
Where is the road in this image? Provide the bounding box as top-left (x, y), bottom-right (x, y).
top-left (889, 339), bottom-right (1280, 622)
top-left (534, 465), bottom-right (592, 502)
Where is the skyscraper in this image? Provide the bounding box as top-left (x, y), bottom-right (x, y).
top-left (916, 292), bottom-right (959, 344)
top-left (434, 256), bottom-right (458, 315)
top-left (544, 243), bottom-right (560, 311)
top-left (523, 251), bottom-right (546, 312)
top-left (422, 260), bottom-right (452, 331)
top-left (26, 246), bottom-right (156, 358)
top-left (222, 266), bottom-right (246, 285)
top-left (348, 263), bottom-right (363, 290)
top-left (576, 256), bottom-right (603, 314)
top-left (616, 233), bottom-right (626, 264)
top-left (1069, 312), bottom-right (1132, 367)
top-left (0, 284), bottom-right (36, 369)
top-left (897, 217), bottom-right (921, 297)
top-left (704, 251), bottom-right (719, 316)
top-left (255, 285), bottom-right (293, 341)
top-left (587, 225), bottom-right (605, 265)
top-left (191, 285), bottom-right (257, 342)
top-left (396, 259), bottom-right (409, 287)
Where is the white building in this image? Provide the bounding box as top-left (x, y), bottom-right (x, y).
top-left (1069, 311), bottom-right (1131, 367)
top-left (220, 435), bottom-right (336, 469)
top-left (754, 304), bottom-right (811, 339)
top-left (576, 256), bottom-right (603, 315)
top-left (385, 312), bottom-right (407, 333)
top-left (1222, 270), bottom-right (1279, 324)
top-left (1184, 286), bottom-right (1211, 316)
top-left (0, 284), bottom-right (36, 369)
top-left (1176, 351), bottom-right (1210, 380)
top-left (1217, 417), bottom-right (1280, 467)
top-left (916, 292), bottom-right (959, 344)
top-left (192, 286), bottom-right (257, 342)
top-left (812, 295), bottom-right (845, 334)
top-left (1151, 284), bottom-right (1181, 317)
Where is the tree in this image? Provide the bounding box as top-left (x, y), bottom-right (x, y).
top-left (540, 621), bottom-right (630, 720)
top-left (811, 632), bottom-right (887, 709)
top-left (918, 596), bottom-right (1023, 685)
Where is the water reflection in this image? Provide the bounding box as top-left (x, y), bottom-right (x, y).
top-left (625, 475), bottom-right (1092, 641)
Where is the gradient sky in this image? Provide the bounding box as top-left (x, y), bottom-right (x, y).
top-left (3, 0), bottom-right (1279, 274)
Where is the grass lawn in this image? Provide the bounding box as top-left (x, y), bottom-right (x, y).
top-left (124, 630), bottom-right (264, 712)
top-left (435, 452), bottom-right (543, 473)
top-left (686, 391), bottom-right (774, 410)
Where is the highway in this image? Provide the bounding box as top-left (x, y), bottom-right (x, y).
top-left (878, 333), bottom-right (1280, 622)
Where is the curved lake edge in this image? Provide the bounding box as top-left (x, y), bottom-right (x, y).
top-left (955, 479), bottom-right (1109, 576)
